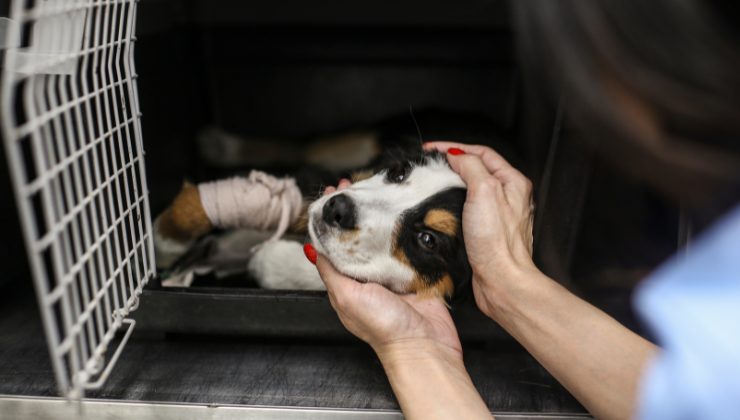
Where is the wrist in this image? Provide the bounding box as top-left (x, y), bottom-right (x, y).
top-left (474, 261), bottom-right (550, 321)
top-left (373, 338), bottom-right (492, 420)
top-left (373, 338), bottom-right (464, 371)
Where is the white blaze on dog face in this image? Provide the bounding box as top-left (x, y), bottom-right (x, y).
top-left (307, 153), bottom-right (465, 293)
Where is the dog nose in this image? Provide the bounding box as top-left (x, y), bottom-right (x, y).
top-left (322, 194), bottom-right (357, 230)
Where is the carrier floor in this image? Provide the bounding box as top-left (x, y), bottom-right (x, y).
top-left (0, 287), bottom-right (585, 415)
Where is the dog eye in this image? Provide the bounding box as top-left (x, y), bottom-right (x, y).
top-left (417, 231), bottom-right (436, 250)
top-left (385, 163), bottom-right (410, 184)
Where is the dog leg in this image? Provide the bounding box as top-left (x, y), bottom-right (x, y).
top-left (248, 240), bottom-right (325, 290)
top-left (154, 182), bottom-right (213, 269)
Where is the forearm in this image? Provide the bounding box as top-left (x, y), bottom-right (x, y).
top-left (374, 339), bottom-right (493, 420)
top-left (484, 267), bottom-right (657, 420)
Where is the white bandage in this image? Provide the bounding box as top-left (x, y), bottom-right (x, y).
top-left (198, 171), bottom-right (303, 248)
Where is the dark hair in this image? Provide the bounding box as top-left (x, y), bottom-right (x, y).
top-left (513, 1), bottom-right (740, 211)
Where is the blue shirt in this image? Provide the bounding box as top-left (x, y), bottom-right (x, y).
top-left (635, 205), bottom-right (740, 419)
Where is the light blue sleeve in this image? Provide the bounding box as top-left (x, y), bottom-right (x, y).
top-left (634, 205), bottom-right (740, 420)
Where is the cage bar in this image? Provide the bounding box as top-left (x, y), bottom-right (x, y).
top-left (1, 0), bottom-right (153, 398)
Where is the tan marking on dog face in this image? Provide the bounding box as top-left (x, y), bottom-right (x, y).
top-left (339, 229), bottom-right (360, 243)
top-left (412, 274), bottom-right (454, 299)
top-left (391, 231), bottom-right (417, 280)
top-left (392, 234), bottom-right (410, 265)
top-left (392, 235), bottom-right (453, 299)
top-left (423, 209), bottom-right (458, 237)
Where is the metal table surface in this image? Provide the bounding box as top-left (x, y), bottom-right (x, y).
top-left (0, 286), bottom-right (588, 419)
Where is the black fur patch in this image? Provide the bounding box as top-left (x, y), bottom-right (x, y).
top-left (395, 187), bottom-right (471, 300)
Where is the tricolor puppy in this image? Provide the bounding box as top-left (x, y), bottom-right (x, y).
top-left (251, 151), bottom-right (472, 299)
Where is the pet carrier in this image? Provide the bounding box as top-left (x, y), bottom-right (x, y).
top-left (1, 0), bottom-right (153, 398)
top-left (0, 1), bottom-right (620, 417)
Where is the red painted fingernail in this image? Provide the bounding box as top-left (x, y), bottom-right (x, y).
top-left (303, 243), bottom-right (317, 265)
top-left (447, 148), bottom-right (465, 155)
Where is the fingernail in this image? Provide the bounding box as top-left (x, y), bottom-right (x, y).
top-left (447, 148), bottom-right (465, 156)
top-left (303, 243), bottom-right (317, 265)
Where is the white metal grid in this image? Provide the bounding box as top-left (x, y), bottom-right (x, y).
top-left (1, 0), bottom-right (154, 398)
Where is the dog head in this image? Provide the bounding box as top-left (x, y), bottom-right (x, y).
top-left (307, 151), bottom-right (471, 299)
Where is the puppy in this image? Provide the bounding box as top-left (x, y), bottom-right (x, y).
top-left (251, 151), bottom-right (471, 299)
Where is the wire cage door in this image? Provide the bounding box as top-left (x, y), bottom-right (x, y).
top-left (1, 0), bottom-right (154, 398)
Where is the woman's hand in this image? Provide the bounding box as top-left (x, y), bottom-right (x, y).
top-left (423, 144), bottom-right (658, 420)
top-left (311, 179), bottom-right (462, 357)
top-left (423, 142), bottom-right (538, 318)
top-left (316, 256), bottom-right (462, 355)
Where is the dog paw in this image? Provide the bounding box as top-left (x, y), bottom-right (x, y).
top-left (248, 240), bottom-right (325, 290)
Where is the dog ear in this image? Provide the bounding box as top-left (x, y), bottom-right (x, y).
top-left (367, 143), bottom-right (422, 174)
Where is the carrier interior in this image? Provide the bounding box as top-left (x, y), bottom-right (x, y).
top-left (0, 0), bottom-right (683, 415)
